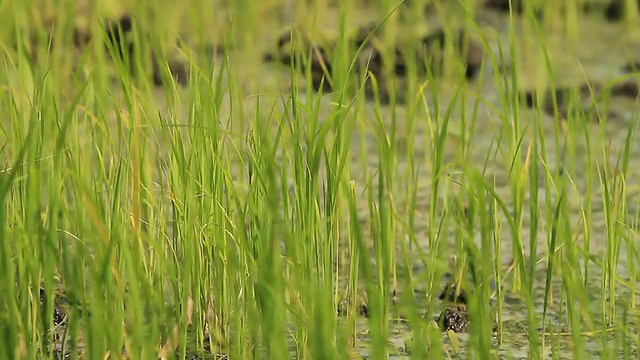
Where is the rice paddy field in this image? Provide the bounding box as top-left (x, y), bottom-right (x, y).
top-left (3, 0), bottom-right (640, 358)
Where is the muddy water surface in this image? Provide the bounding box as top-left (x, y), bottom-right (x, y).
top-left (9, 1), bottom-right (640, 358)
top-left (242, 4), bottom-right (640, 358)
top-left (110, 4), bottom-right (640, 358)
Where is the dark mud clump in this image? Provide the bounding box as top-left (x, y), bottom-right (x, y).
top-left (264, 25), bottom-right (484, 102)
top-left (104, 15), bottom-right (134, 60)
top-left (353, 25), bottom-right (484, 81)
top-left (611, 79), bottom-right (640, 98)
top-left (102, 15), bottom-right (190, 87)
top-left (482, 0), bottom-right (525, 14)
top-left (337, 296), bottom-right (369, 317)
top-left (26, 13), bottom-right (189, 87)
top-left (40, 288), bottom-right (66, 326)
top-left (482, 0), bottom-right (612, 17)
top-left (521, 78), bottom-right (640, 121)
top-left (437, 304), bottom-right (470, 333)
top-left (263, 31), bottom-right (334, 92)
top-left (353, 25), bottom-right (405, 80)
top-left (152, 53), bottom-right (190, 87)
top-left (418, 29), bottom-right (484, 80)
top-left (482, 0), bottom-right (547, 19)
top-left (605, 0), bottom-right (640, 22)
top-left (483, 0), bottom-right (611, 19)
top-left (435, 278), bottom-right (500, 333)
top-left (622, 61), bottom-right (640, 73)
top-left (616, 62), bottom-right (640, 98)
top-left (439, 280), bottom-right (468, 305)
top-left (53, 349), bottom-right (73, 360)
top-left (520, 82), bottom-right (607, 120)
top-left (436, 279), bottom-right (470, 333)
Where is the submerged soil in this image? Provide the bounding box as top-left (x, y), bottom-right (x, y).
top-left (8, 0), bottom-right (640, 358)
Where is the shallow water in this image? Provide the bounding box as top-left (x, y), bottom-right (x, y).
top-left (244, 4), bottom-right (640, 358)
top-left (135, 5), bottom-right (640, 358)
top-left (6, 2), bottom-right (640, 359)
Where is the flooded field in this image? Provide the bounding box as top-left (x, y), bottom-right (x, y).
top-left (4, 0), bottom-right (640, 359)
top-left (215, 3), bottom-right (640, 356)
